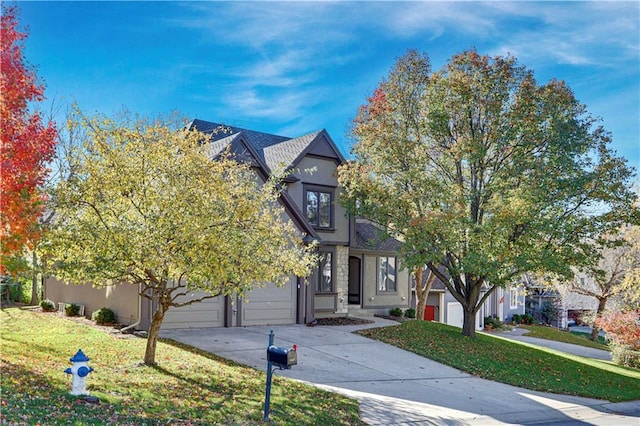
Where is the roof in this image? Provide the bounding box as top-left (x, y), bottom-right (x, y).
top-left (189, 119), bottom-right (336, 172)
top-left (188, 118), bottom-right (347, 242)
top-left (415, 265), bottom-right (448, 291)
top-left (263, 131), bottom-right (322, 171)
top-left (352, 222), bottom-right (402, 252)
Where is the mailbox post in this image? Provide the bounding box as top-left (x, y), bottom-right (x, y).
top-left (263, 330), bottom-right (297, 422)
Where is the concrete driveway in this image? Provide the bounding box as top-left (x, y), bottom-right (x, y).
top-left (160, 318), bottom-right (640, 425)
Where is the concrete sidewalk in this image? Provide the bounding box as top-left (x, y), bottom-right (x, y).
top-left (492, 327), bottom-right (612, 361)
top-left (160, 318), bottom-right (640, 425)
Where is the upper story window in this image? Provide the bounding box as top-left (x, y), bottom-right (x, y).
top-left (377, 256), bottom-right (396, 292)
top-left (305, 186), bottom-right (334, 229)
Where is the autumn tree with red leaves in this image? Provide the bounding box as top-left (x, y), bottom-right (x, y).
top-left (1, 5), bottom-right (57, 273)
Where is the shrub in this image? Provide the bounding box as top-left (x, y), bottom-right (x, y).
top-left (389, 307), bottom-right (403, 317)
top-left (65, 303), bottom-right (80, 317)
top-left (92, 307), bottom-right (117, 325)
top-left (595, 310), bottom-right (640, 368)
top-left (484, 316), bottom-right (503, 329)
top-left (511, 314), bottom-right (521, 324)
top-left (521, 314), bottom-right (534, 325)
top-left (540, 301), bottom-right (559, 324)
top-left (40, 299), bottom-right (55, 312)
top-left (611, 346), bottom-right (640, 369)
top-left (595, 310), bottom-right (640, 349)
top-left (1, 275), bottom-right (31, 304)
top-left (404, 308), bottom-right (415, 319)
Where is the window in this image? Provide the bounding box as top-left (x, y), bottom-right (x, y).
top-left (316, 252), bottom-right (333, 293)
top-left (305, 188), bottom-right (333, 228)
top-left (510, 287), bottom-right (518, 309)
top-left (377, 256), bottom-right (396, 292)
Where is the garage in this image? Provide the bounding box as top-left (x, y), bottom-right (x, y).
top-left (446, 301), bottom-right (483, 330)
top-left (161, 277), bottom-right (298, 329)
top-left (162, 291), bottom-right (225, 330)
top-left (240, 277), bottom-right (297, 326)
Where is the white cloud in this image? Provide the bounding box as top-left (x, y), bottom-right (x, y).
top-left (221, 85), bottom-right (321, 121)
top-left (488, 2), bottom-right (639, 67)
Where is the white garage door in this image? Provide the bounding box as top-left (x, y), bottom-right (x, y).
top-left (446, 302), bottom-right (464, 328)
top-left (161, 291), bottom-right (225, 330)
top-left (240, 277), bottom-right (297, 326)
top-left (446, 301), bottom-right (483, 330)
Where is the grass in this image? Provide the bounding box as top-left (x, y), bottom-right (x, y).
top-left (0, 307), bottom-right (363, 425)
top-left (518, 324), bottom-right (608, 349)
top-left (357, 320), bottom-right (640, 402)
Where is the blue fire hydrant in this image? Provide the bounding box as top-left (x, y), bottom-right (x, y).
top-left (64, 349), bottom-right (94, 395)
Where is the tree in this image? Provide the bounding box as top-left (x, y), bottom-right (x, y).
top-left (338, 50), bottom-right (638, 337)
top-left (0, 5), bottom-right (57, 273)
top-left (43, 112), bottom-right (317, 365)
top-left (617, 224), bottom-right (640, 309)
top-left (559, 225), bottom-right (640, 340)
top-left (595, 310), bottom-right (640, 368)
top-left (414, 266), bottom-right (436, 322)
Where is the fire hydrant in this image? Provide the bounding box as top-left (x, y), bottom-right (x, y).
top-left (64, 349), bottom-right (94, 395)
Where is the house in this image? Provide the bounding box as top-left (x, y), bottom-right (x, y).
top-left (45, 120), bottom-right (411, 330)
top-left (524, 273), bottom-right (599, 328)
top-left (411, 269), bottom-right (526, 330)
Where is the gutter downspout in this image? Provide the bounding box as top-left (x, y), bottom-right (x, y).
top-left (120, 283), bottom-right (142, 333)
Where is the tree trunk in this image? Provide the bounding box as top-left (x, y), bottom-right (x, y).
top-left (30, 251), bottom-right (39, 305)
top-left (416, 268), bottom-right (436, 321)
top-left (415, 268), bottom-right (426, 321)
top-left (144, 306), bottom-right (166, 365)
top-left (591, 297), bottom-right (608, 341)
top-left (462, 306), bottom-right (477, 338)
top-left (461, 281), bottom-right (481, 338)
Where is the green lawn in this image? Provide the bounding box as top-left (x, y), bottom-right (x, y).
top-left (0, 307), bottom-right (362, 425)
top-left (519, 324), bottom-right (608, 349)
top-left (357, 320), bottom-right (640, 402)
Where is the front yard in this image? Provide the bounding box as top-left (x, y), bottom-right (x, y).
top-left (0, 307), bottom-right (363, 425)
top-left (357, 320), bottom-right (640, 402)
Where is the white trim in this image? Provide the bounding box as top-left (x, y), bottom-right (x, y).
top-left (510, 287), bottom-right (518, 309)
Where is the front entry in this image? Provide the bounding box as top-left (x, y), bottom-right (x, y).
top-left (348, 256), bottom-right (361, 305)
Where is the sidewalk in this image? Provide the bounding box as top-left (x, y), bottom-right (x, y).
top-left (492, 327), bottom-right (612, 361)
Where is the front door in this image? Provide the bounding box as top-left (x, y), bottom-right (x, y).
top-left (348, 256), bottom-right (361, 305)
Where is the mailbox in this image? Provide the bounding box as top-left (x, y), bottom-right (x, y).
top-left (267, 345), bottom-right (297, 369)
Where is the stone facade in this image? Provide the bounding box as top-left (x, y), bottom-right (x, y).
top-left (335, 245), bottom-right (349, 314)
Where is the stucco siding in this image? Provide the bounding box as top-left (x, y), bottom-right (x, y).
top-left (44, 278), bottom-right (138, 325)
top-left (288, 157), bottom-right (349, 244)
top-left (361, 254), bottom-right (410, 309)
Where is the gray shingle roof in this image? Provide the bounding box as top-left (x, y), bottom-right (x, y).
top-left (353, 222), bottom-right (402, 252)
top-left (414, 265), bottom-right (448, 290)
top-left (202, 134), bottom-right (238, 158)
top-left (190, 119), bottom-right (293, 167)
top-left (263, 131), bottom-right (321, 171)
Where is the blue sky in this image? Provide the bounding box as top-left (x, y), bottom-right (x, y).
top-left (17, 1), bottom-right (640, 171)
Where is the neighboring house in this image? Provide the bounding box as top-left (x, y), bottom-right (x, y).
top-left (45, 120), bottom-right (410, 331)
top-left (411, 270), bottom-right (526, 330)
top-left (524, 273), bottom-right (599, 329)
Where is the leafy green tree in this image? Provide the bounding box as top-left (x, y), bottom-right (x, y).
top-left (338, 50), bottom-right (638, 337)
top-left (43, 112), bottom-right (316, 365)
top-left (561, 224), bottom-right (640, 340)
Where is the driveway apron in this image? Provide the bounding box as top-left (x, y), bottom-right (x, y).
top-left (160, 319), bottom-right (640, 425)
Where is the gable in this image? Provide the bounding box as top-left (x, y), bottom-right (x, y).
top-left (306, 134), bottom-right (341, 161)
